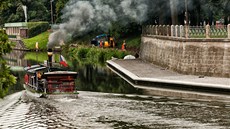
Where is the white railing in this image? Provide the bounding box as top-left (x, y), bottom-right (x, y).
top-left (143, 24), bottom-right (230, 39)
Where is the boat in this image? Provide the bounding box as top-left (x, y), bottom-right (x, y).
top-left (23, 49), bottom-right (78, 98)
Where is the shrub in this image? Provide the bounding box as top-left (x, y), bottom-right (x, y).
top-left (0, 30), bottom-right (16, 98)
top-left (28, 22), bottom-right (49, 38)
top-left (86, 48), bottom-right (99, 64)
top-left (98, 50), bottom-right (106, 63)
top-left (77, 47), bottom-right (90, 59)
top-left (69, 45), bottom-right (130, 66)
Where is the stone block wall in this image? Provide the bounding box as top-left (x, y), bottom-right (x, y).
top-left (140, 36), bottom-right (230, 77)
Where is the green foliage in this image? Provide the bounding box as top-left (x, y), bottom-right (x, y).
top-left (69, 46), bottom-right (129, 67)
top-left (125, 36), bottom-right (141, 48)
top-left (0, 30), bottom-right (16, 98)
top-left (55, 0), bottom-right (69, 23)
top-left (1, 0), bottom-right (230, 27)
top-left (0, 0), bottom-right (50, 26)
top-left (23, 31), bottom-right (50, 50)
top-left (76, 47), bottom-right (90, 59)
top-left (86, 48), bottom-right (100, 64)
top-left (27, 22), bottom-right (50, 38)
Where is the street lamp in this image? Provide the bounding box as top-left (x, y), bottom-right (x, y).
top-left (50, 0), bottom-right (54, 24)
top-left (185, 0), bottom-right (188, 26)
top-left (185, 0), bottom-right (189, 38)
top-left (22, 5), bottom-right (27, 23)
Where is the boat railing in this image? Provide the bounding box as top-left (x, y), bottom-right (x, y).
top-left (27, 83), bottom-right (37, 90)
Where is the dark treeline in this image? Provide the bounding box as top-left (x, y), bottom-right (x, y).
top-left (0, 0), bottom-right (230, 41)
top-left (146, 0), bottom-right (230, 25)
top-left (1, 0), bottom-right (230, 26)
top-left (0, 0), bottom-right (68, 26)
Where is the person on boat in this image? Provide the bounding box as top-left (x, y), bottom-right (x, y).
top-left (37, 72), bottom-right (42, 80)
top-left (37, 71), bottom-right (44, 92)
top-left (24, 74), bottom-right (29, 84)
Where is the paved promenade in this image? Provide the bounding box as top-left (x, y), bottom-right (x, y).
top-left (107, 59), bottom-right (230, 99)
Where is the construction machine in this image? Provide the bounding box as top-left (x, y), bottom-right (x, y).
top-left (91, 34), bottom-right (115, 48)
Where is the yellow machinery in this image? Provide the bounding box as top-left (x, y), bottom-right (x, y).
top-left (91, 34), bottom-right (115, 48)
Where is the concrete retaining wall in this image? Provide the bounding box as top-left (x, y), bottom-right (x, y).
top-left (140, 36), bottom-right (230, 77)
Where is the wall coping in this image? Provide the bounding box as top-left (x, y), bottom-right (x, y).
top-left (142, 35), bottom-right (230, 42)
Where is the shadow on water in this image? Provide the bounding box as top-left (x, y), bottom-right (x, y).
top-left (5, 50), bottom-right (142, 95)
top-left (70, 58), bottom-right (141, 94)
top-left (8, 71), bottom-right (25, 95)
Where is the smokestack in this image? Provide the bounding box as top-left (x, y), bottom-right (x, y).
top-left (47, 48), bottom-right (53, 67)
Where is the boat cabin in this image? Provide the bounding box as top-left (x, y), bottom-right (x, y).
top-left (24, 65), bottom-right (78, 94)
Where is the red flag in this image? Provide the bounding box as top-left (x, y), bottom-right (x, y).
top-left (60, 55), bottom-right (68, 67)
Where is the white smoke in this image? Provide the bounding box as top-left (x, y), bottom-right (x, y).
top-left (48, 0), bottom-right (149, 48)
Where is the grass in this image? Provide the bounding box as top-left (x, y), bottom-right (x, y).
top-left (23, 31), bottom-right (50, 50)
top-left (125, 36), bottom-right (141, 48)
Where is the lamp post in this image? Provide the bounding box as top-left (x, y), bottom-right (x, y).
top-left (185, 0), bottom-right (189, 38)
top-left (22, 5), bottom-right (27, 23)
top-left (50, 0), bottom-right (54, 24)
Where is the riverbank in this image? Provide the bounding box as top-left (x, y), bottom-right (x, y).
top-left (107, 59), bottom-right (230, 100)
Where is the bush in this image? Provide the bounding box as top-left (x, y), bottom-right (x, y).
top-left (77, 47), bottom-right (90, 59)
top-left (98, 50), bottom-right (106, 63)
top-left (0, 30), bottom-right (16, 98)
top-left (69, 45), bottom-right (130, 66)
top-left (86, 48), bottom-right (99, 64)
top-left (28, 22), bottom-right (49, 38)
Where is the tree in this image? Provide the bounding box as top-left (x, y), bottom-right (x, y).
top-left (55, 0), bottom-right (69, 23)
top-left (221, 0), bottom-right (230, 24)
top-left (0, 30), bottom-right (16, 98)
top-left (0, 0), bottom-right (51, 26)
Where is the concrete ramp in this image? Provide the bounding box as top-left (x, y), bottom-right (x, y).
top-left (107, 59), bottom-right (230, 100)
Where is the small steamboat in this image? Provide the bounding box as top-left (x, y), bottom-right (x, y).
top-left (24, 49), bottom-right (78, 98)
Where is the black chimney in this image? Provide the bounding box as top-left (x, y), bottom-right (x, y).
top-left (47, 48), bottom-right (53, 67)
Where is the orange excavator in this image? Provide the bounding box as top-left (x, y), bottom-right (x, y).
top-left (91, 34), bottom-right (115, 48)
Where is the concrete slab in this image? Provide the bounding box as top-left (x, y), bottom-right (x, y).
top-left (107, 59), bottom-right (230, 98)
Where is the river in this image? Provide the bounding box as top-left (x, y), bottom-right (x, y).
top-left (1, 50), bottom-right (230, 129)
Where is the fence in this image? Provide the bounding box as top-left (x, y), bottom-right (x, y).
top-left (142, 24), bottom-right (230, 39)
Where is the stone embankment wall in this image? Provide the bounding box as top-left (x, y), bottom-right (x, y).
top-left (140, 36), bottom-right (230, 77)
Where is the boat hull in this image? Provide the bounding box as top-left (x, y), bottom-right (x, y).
top-left (23, 84), bottom-right (79, 99)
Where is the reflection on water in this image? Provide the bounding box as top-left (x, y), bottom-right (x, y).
top-left (72, 63), bottom-right (140, 94)
top-left (8, 71), bottom-right (25, 95)
top-left (5, 50), bottom-right (140, 95)
top-left (54, 91), bottom-right (230, 128)
top-left (5, 50), bottom-right (27, 67)
top-left (3, 50), bottom-right (230, 128)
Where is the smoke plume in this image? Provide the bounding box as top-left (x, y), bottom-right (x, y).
top-left (48, 0), bottom-right (148, 48)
